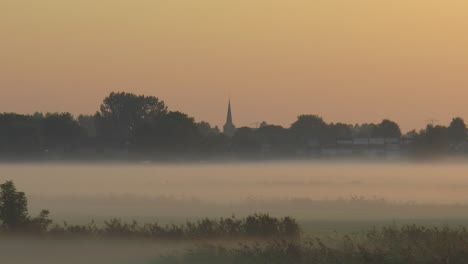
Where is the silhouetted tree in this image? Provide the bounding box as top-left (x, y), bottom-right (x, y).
top-left (328, 123), bottom-right (353, 140)
top-left (259, 121), bottom-right (269, 128)
top-left (43, 113), bottom-right (83, 151)
top-left (0, 114), bottom-right (42, 153)
top-left (255, 125), bottom-right (294, 153)
top-left (0, 181), bottom-right (29, 231)
top-left (352, 123), bottom-right (377, 138)
top-left (133, 111), bottom-right (201, 151)
top-left (195, 122), bottom-right (225, 153)
top-left (448, 117), bottom-right (467, 143)
top-left (197, 121), bottom-right (220, 137)
top-left (78, 114), bottom-right (97, 138)
top-left (290, 115), bottom-right (327, 142)
top-left (95, 92), bottom-right (168, 145)
top-left (413, 124), bottom-right (450, 154)
top-left (232, 127), bottom-right (259, 152)
top-left (373, 119), bottom-right (402, 138)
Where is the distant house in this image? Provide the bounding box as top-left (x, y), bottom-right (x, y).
top-left (321, 137), bottom-right (403, 159)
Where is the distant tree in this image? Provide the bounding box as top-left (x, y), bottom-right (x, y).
top-left (0, 113), bottom-right (42, 153)
top-left (78, 114), bottom-right (97, 138)
top-left (196, 122), bottom-right (224, 153)
top-left (0, 113), bottom-right (83, 155)
top-left (0, 181), bottom-right (29, 231)
top-left (133, 111), bottom-right (201, 150)
top-left (448, 117), bottom-right (467, 143)
top-left (255, 125), bottom-right (293, 152)
top-left (232, 127), bottom-right (259, 152)
top-left (328, 123), bottom-right (353, 140)
top-left (413, 124), bottom-right (450, 154)
top-left (32, 112), bottom-right (44, 121)
top-left (352, 123), bottom-right (377, 138)
top-left (259, 121), bottom-right (269, 128)
top-left (290, 115), bottom-right (327, 141)
top-left (373, 119), bottom-right (402, 138)
top-left (43, 113), bottom-right (83, 150)
top-left (197, 121), bottom-right (220, 137)
top-left (404, 130), bottom-right (418, 139)
top-left (256, 125), bottom-right (288, 140)
top-left (95, 92), bottom-right (168, 145)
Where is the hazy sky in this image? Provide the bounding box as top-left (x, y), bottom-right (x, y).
top-left (1, 0), bottom-right (467, 131)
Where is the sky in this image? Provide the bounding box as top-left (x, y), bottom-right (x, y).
top-left (1, 0), bottom-right (468, 132)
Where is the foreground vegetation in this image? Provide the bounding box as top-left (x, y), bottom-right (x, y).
top-left (41, 214), bottom-right (300, 240)
top-left (158, 225), bottom-right (468, 264)
top-left (3, 180), bottom-right (468, 263)
top-left (0, 180), bottom-right (299, 239)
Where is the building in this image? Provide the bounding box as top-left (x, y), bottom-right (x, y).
top-left (223, 99), bottom-right (236, 137)
top-left (321, 137), bottom-right (404, 159)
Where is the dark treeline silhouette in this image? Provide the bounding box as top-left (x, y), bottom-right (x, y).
top-left (0, 92), bottom-right (466, 160)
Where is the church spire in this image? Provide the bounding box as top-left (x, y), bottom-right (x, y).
top-left (226, 98), bottom-right (233, 124)
top-left (223, 98), bottom-right (236, 137)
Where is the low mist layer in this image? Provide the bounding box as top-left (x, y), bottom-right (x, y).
top-left (1, 162), bottom-right (468, 223)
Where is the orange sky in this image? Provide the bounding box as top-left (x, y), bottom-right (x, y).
top-left (1, 0), bottom-right (468, 131)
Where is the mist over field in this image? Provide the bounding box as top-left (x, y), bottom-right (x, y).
top-left (1, 161), bottom-right (468, 263)
top-left (0, 240), bottom-right (169, 264)
top-left (2, 161), bottom-right (468, 222)
top-left (0, 161), bottom-right (468, 264)
top-left (3, 0), bottom-right (468, 262)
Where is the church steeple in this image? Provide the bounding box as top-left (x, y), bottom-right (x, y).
top-left (223, 98), bottom-right (236, 137)
top-left (226, 99), bottom-right (233, 124)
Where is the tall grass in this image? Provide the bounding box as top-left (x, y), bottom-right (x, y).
top-left (157, 224), bottom-right (468, 264)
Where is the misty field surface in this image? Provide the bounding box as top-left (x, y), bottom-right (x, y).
top-left (0, 239), bottom-right (162, 264)
top-left (0, 162), bottom-right (468, 221)
top-left (2, 161), bottom-right (468, 263)
top-left (1, 161), bottom-right (468, 224)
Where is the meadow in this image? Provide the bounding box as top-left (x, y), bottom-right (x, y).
top-left (2, 161), bottom-right (468, 221)
top-left (156, 224), bottom-right (468, 264)
top-left (1, 161), bottom-right (468, 263)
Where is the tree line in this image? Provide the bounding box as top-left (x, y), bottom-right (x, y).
top-left (0, 92), bottom-right (466, 159)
